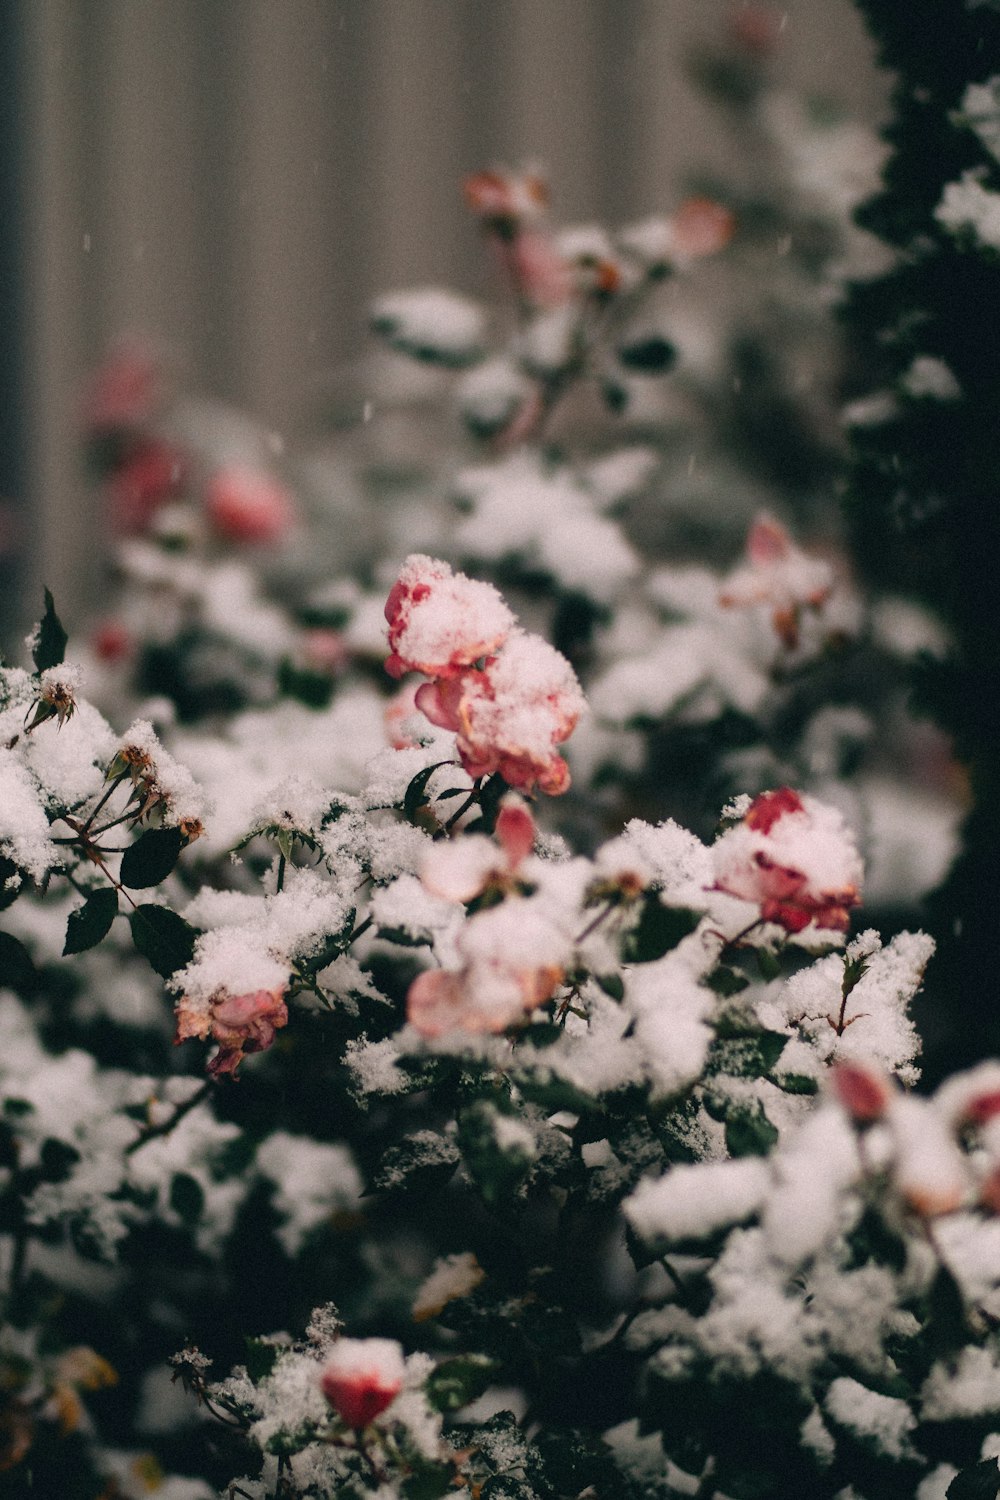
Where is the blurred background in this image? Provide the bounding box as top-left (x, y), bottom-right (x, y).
top-left (1, 0), bottom-right (888, 633)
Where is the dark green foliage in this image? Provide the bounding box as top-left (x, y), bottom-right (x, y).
top-left (424, 1354), bottom-right (496, 1413)
top-left (621, 896), bottom-right (701, 964)
top-left (841, 0), bottom-right (1000, 1076)
top-left (129, 903), bottom-right (199, 978)
top-left (31, 589), bottom-right (67, 673)
top-left (0, 931), bottom-right (35, 990)
top-left (617, 334), bottom-right (677, 374)
top-left (169, 1172), bottom-right (205, 1227)
top-left (119, 827), bottom-right (185, 888)
top-left (63, 888), bottom-right (118, 955)
top-left (948, 1458), bottom-right (1000, 1500)
top-left (277, 658), bottom-right (335, 709)
top-left (0, 855), bottom-right (22, 911)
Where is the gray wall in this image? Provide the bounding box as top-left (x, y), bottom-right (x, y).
top-left (18, 0), bottom-right (889, 624)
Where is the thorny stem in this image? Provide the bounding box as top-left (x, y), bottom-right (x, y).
top-left (276, 853), bottom-right (287, 894)
top-left (349, 915), bottom-right (373, 944)
top-left (7, 1223), bottom-right (29, 1306)
top-left (81, 771), bottom-right (130, 834)
top-left (443, 788), bottom-right (479, 834)
top-left (125, 1081), bottom-right (213, 1156)
top-left (80, 810), bottom-right (138, 840)
top-left (574, 899), bottom-right (617, 945)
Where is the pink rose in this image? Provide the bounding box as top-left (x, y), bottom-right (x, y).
top-left (384, 554), bottom-right (514, 681)
top-left (106, 439), bottom-right (186, 535)
top-left (205, 466), bottom-right (295, 545)
top-left (175, 988), bottom-right (288, 1077)
top-left (320, 1339), bottom-right (405, 1429)
top-left (712, 788), bottom-right (862, 934)
top-left (84, 338), bottom-right (162, 434)
top-left (719, 514), bottom-right (834, 650)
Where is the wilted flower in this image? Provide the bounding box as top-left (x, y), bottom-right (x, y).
top-left (175, 987), bottom-right (289, 1078)
top-left (24, 665), bottom-right (84, 733)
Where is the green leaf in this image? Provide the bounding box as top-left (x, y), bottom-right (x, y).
top-left (924, 1263), bottom-right (972, 1362)
top-left (470, 771), bottom-right (510, 835)
top-left (725, 1104), bottom-right (779, 1159)
top-left (708, 1011), bottom-right (789, 1078)
top-left (756, 947), bottom-right (782, 981)
top-left (63, 888), bottom-right (118, 955)
top-left (169, 1171), bottom-right (205, 1226)
top-left (947, 1458), bottom-right (1000, 1500)
top-left (0, 932), bottom-right (35, 990)
top-left (130, 904), bottom-right (199, 979)
top-left (458, 1101), bottom-right (535, 1207)
top-left (622, 896), bottom-right (701, 963)
top-left (773, 1072), bottom-right (819, 1095)
top-left (32, 588), bottom-right (67, 673)
top-left (425, 1354), bottom-right (497, 1413)
top-left (402, 1459), bottom-right (457, 1500)
top-left (119, 827), bottom-right (185, 889)
top-left (244, 1337), bottom-right (280, 1384)
top-left (0, 857), bottom-right (21, 911)
top-left (704, 966), bottom-right (749, 997)
top-left (617, 334), bottom-right (676, 373)
top-left (403, 762), bottom-right (450, 824)
top-left (595, 972), bottom-right (625, 1001)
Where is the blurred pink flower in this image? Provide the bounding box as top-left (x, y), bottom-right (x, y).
top-left (205, 466), bottom-right (295, 544)
top-left (106, 439), bottom-right (186, 535)
top-left (84, 337), bottom-right (163, 434)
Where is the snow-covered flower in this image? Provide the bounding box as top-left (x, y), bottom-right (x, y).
top-left (407, 896), bottom-right (567, 1038)
top-left (384, 554), bottom-right (515, 681)
top-left (464, 168), bottom-right (550, 225)
top-left (419, 793), bottom-right (536, 902)
top-left (175, 987), bottom-right (289, 1078)
top-left (712, 787), bottom-right (862, 933)
top-left (416, 630), bottom-right (585, 795)
top-left (465, 167), bottom-right (574, 309)
top-left (319, 1338), bottom-right (406, 1429)
top-left (719, 513), bottom-right (835, 649)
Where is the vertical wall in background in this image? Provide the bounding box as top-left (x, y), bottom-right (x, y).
top-left (0, 2), bottom-right (24, 639)
top-left (17, 0), bottom-right (888, 628)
